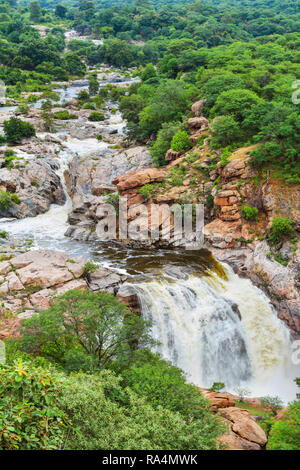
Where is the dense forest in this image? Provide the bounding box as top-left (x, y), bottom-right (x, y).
top-left (0, 0), bottom-right (299, 453)
top-left (1, 0), bottom-right (299, 182)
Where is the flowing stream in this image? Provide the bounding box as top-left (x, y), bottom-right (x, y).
top-left (0, 74), bottom-right (298, 401)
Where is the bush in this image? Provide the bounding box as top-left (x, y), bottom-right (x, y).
top-left (241, 204), bottom-right (259, 221)
top-left (88, 111), bottom-right (105, 122)
top-left (0, 361), bottom-right (68, 450)
top-left (269, 217), bottom-right (295, 245)
top-left (0, 190), bottom-right (20, 211)
top-left (54, 110), bottom-right (77, 120)
top-left (138, 184), bottom-right (155, 199)
top-left (121, 352), bottom-right (216, 421)
top-left (261, 396), bottom-right (284, 416)
top-left (268, 401), bottom-right (300, 450)
top-left (59, 371), bottom-right (223, 450)
top-left (4, 117), bottom-right (35, 143)
top-left (209, 382), bottom-right (225, 393)
top-left (171, 130), bottom-right (192, 153)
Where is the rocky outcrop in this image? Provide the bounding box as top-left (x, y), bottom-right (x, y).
top-left (199, 389), bottom-right (236, 411)
top-left (191, 100), bottom-right (206, 117)
top-left (0, 158), bottom-right (65, 218)
top-left (65, 146), bottom-right (152, 241)
top-left (0, 249), bottom-right (129, 339)
top-left (219, 407), bottom-right (267, 450)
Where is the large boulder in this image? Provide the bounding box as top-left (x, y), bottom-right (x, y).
top-left (113, 168), bottom-right (167, 191)
top-left (0, 159), bottom-right (65, 219)
top-left (191, 100), bottom-right (206, 117)
top-left (187, 116), bottom-right (209, 131)
top-left (219, 407), bottom-right (267, 450)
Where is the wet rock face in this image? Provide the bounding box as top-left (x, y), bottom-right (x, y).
top-left (0, 159), bottom-right (65, 218)
top-left (0, 249), bottom-right (128, 339)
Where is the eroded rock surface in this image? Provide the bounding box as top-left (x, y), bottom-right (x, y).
top-left (0, 249), bottom-right (128, 339)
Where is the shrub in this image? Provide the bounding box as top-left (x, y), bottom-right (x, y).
top-left (82, 260), bottom-right (98, 277)
top-left (121, 352), bottom-right (217, 421)
top-left (171, 130), bottom-right (192, 153)
top-left (241, 204), bottom-right (259, 221)
top-left (59, 371), bottom-right (223, 450)
top-left (261, 396), bottom-right (284, 416)
top-left (0, 361), bottom-right (68, 450)
top-left (4, 117), bottom-right (35, 143)
top-left (269, 217), bottom-right (295, 245)
top-left (209, 382), bottom-right (225, 393)
top-left (268, 381), bottom-right (300, 451)
top-left (138, 184), bottom-right (155, 199)
top-left (88, 111), bottom-right (105, 122)
top-left (0, 190), bottom-right (20, 211)
top-left (54, 110), bottom-right (77, 120)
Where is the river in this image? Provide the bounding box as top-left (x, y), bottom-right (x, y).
top-left (0, 72), bottom-right (298, 402)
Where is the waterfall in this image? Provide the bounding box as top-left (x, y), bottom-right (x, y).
top-left (132, 263), bottom-right (296, 400)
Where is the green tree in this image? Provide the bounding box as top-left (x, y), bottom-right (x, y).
top-left (150, 121), bottom-right (181, 167)
top-left (88, 74), bottom-right (99, 96)
top-left (211, 89), bottom-right (262, 123)
top-left (55, 4), bottom-right (67, 19)
top-left (141, 63), bottom-right (156, 82)
top-left (29, 1), bottom-right (42, 23)
top-left (41, 100), bottom-right (54, 132)
top-left (211, 115), bottom-right (241, 147)
top-left (18, 290), bottom-right (152, 369)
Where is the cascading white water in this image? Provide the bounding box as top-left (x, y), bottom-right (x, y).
top-left (132, 264), bottom-right (297, 401)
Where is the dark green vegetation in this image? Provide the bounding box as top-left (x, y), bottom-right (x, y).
top-left (1, 289), bottom-right (224, 450)
top-left (2, 1), bottom-right (300, 184)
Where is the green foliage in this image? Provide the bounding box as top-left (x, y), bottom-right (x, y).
top-left (139, 80), bottom-right (195, 137)
top-left (3, 117), bottom-right (35, 144)
top-left (82, 260), bottom-right (98, 277)
top-left (209, 382), bottom-right (225, 393)
top-left (0, 190), bottom-right (20, 211)
top-left (138, 183), bottom-right (155, 199)
top-left (59, 370), bottom-right (223, 450)
top-left (171, 130), bottom-right (192, 153)
top-left (241, 204), bottom-right (259, 221)
top-left (0, 360), bottom-right (68, 450)
top-left (274, 252), bottom-right (288, 267)
top-left (150, 121), bottom-right (181, 167)
top-left (17, 289), bottom-right (152, 369)
top-left (121, 352), bottom-right (215, 421)
top-left (211, 115), bottom-right (241, 147)
top-left (88, 111), bottom-right (105, 122)
top-left (261, 396), bottom-right (284, 416)
top-left (88, 75), bottom-right (99, 96)
top-left (54, 110), bottom-right (77, 120)
top-left (269, 217), bottom-right (295, 245)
